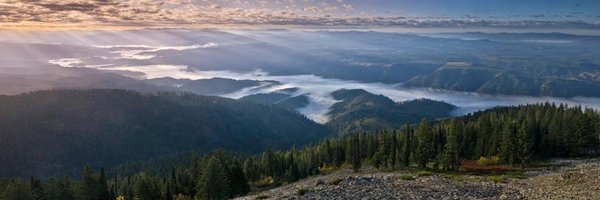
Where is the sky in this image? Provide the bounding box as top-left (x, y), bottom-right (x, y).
top-left (0, 0), bottom-right (599, 29)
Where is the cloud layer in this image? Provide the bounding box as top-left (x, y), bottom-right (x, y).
top-left (1, 0), bottom-right (600, 28)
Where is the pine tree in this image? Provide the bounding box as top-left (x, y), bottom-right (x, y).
top-left (30, 177), bottom-right (44, 200)
top-left (390, 132), bottom-right (398, 170)
top-left (58, 177), bottom-right (75, 200)
top-left (243, 158), bottom-right (259, 182)
top-left (415, 119), bottom-right (432, 168)
top-left (402, 124), bottom-right (411, 167)
top-left (352, 134), bottom-right (361, 172)
top-left (196, 156), bottom-right (229, 200)
top-left (77, 166), bottom-right (97, 200)
top-left (164, 182), bottom-right (173, 200)
top-left (500, 121), bottom-right (517, 165)
top-left (2, 180), bottom-right (33, 200)
top-left (133, 173), bottom-right (160, 200)
top-left (98, 167), bottom-right (110, 200)
top-left (260, 149), bottom-right (276, 176)
top-left (226, 160), bottom-right (250, 197)
top-left (518, 120), bottom-right (534, 167)
top-left (283, 163), bottom-right (300, 183)
top-left (377, 131), bottom-right (390, 169)
top-left (442, 123), bottom-right (460, 171)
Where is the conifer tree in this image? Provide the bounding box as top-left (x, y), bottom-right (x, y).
top-left (518, 120), bottom-right (534, 166)
top-left (402, 124), bottom-right (412, 167)
top-left (500, 121), bottom-right (517, 165)
top-left (133, 173), bottom-right (160, 200)
top-left (2, 180), bottom-right (33, 200)
top-left (415, 119), bottom-right (432, 168)
top-left (195, 156), bottom-right (229, 200)
top-left (352, 134), bottom-right (361, 172)
top-left (30, 177), bottom-right (44, 200)
top-left (226, 160), bottom-right (249, 197)
top-left (98, 167), bottom-right (110, 200)
top-left (442, 123), bottom-right (459, 170)
top-left (390, 132), bottom-right (397, 170)
top-left (77, 166), bottom-right (97, 200)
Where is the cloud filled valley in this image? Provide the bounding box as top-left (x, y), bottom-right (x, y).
top-left (2, 28), bottom-right (600, 123)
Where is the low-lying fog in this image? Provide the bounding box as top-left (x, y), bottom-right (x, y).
top-left (55, 62), bottom-right (600, 123)
top-left (3, 28), bottom-right (600, 123)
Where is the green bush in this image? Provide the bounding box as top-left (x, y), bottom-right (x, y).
top-left (487, 175), bottom-right (506, 183)
top-left (327, 178), bottom-right (344, 185)
top-left (254, 194), bottom-right (270, 200)
top-left (417, 170), bottom-right (433, 177)
top-left (297, 188), bottom-right (309, 196)
top-left (400, 175), bottom-right (415, 180)
top-left (478, 156), bottom-right (501, 166)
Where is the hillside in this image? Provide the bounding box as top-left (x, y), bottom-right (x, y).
top-left (1, 103), bottom-right (598, 200)
top-left (239, 88), bottom-right (310, 111)
top-left (327, 89), bottom-right (456, 135)
top-left (0, 89), bottom-right (331, 177)
top-left (405, 67), bottom-right (600, 97)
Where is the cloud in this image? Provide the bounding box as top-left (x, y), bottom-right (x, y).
top-left (342, 3), bottom-right (354, 10)
top-left (1, 0), bottom-right (600, 29)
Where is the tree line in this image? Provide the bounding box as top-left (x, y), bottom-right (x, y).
top-left (1, 103), bottom-right (599, 200)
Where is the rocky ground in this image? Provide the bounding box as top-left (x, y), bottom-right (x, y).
top-left (508, 158), bottom-right (600, 200)
top-left (236, 158), bottom-right (600, 200)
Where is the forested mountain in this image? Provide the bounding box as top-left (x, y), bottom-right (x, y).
top-left (0, 89), bottom-right (331, 178)
top-left (4, 31), bottom-right (600, 98)
top-left (405, 67), bottom-right (600, 97)
top-left (327, 89), bottom-right (456, 135)
top-left (239, 88), bottom-right (310, 111)
top-left (3, 103), bottom-right (597, 200)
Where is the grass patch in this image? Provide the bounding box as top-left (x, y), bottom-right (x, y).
top-left (251, 176), bottom-right (275, 188)
top-left (254, 195), bottom-right (270, 200)
top-left (297, 188), bottom-right (309, 196)
top-left (319, 165), bottom-right (337, 175)
top-left (327, 178), bottom-right (344, 185)
top-left (417, 170), bottom-right (434, 177)
top-left (487, 175), bottom-right (506, 183)
top-left (504, 171), bottom-right (527, 179)
top-left (400, 174), bottom-right (415, 180)
top-left (442, 174), bottom-right (465, 182)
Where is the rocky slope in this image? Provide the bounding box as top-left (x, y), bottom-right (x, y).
top-left (508, 158), bottom-right (600, 200)
top-left (238, 158), bottom-right (600, 200)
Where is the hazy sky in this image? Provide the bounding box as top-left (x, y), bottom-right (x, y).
top-left (1, 0), bottom-right (599, 28)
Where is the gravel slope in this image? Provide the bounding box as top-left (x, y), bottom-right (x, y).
top-left (237, 158), bottom-right (600, 200)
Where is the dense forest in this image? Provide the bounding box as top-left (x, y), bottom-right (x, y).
top-left (405, 68), bottom-right (600, 98)
top-left (2, 103), bottom-right (598, 200)
top-left (0, 89), bottom-right (330, 178)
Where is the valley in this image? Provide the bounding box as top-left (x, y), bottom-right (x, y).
top-left (2, 0), bottom-right (600, 199)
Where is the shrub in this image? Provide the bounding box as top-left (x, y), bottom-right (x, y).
top-left (297, 188), bottom-right (309, 196)
top-left (487, 175), bottom-right (506, 183)
top-left (319, 165), bottom-right (337, 175)
top-left (252, 176), bottom-right (274, 188)
top-left (417, 170), bottom-right (433, 177)
top-left (254, 195), bottom-right (270, 200)
top-left (327, 178), bottom-right (344, 185)
top-left (400, 175), bottom-right (415, 180)
top-left (478, 156), bottom-right (501, 166)
top-left (461, 160), bottom-right (515, 173)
